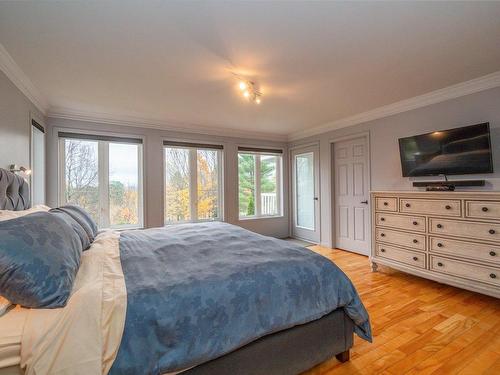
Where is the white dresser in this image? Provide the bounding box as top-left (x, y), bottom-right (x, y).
top-left (371, 191), bottom-right (500, 298)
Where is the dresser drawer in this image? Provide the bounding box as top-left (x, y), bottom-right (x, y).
top-left (430, 256), bottom-right (500, 287)
top-left (375, 228), bottom-right (426, 251)
top-left (400, 198), bottom-right (461, 217)
top-left (376, 243), bottom-right (425, 268)
top-left (375, 197), bottom-right (397, 212)
top-left (375, 213), bottom-right (425, 232)
top-left (430, 237), bottom-right (500, 265)
top-left (465, 200), bottom-right (500, 221)
top-left (429, 218), bottom-right (500, 242)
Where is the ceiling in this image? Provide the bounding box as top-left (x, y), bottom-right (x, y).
top-left (1, 1), bottom-right (500, 140)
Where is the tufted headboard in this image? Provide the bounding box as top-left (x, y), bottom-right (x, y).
top-left (0, 168), bottom-right (31, 210)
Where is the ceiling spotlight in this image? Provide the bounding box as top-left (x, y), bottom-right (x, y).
top-left (239, 81), bottom-right (247, 91)
top-left (243, 91), bottom-right (250, 98)
top-left (255, 97), bottom-right (261, 104)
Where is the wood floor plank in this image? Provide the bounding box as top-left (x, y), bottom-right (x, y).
top-left (301, 247), bottom-right (500, 375)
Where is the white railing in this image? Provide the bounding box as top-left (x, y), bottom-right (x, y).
top-left (261, 193), bottom-right (277, 215)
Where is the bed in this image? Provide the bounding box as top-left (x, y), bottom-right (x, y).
top-left (0, 168), bottom-right (371, 375)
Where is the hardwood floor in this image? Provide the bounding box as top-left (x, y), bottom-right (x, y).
top-left (302, 246), bottom-right (500, 375)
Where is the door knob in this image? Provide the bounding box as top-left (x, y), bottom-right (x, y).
top-left (313, 197), bottom-right (319, 201)
top-left (361, 200), bottom-right (368, 204)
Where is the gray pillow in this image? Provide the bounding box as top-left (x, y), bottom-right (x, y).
top-left (49, 208), bottom-right (91, 250)
top-left (0, 211), bottom-right (83, 308)
top-left (53, 205), bottom-right (98, 242)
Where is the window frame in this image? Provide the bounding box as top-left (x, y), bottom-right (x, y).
top-left (237, 148), bottom-right (283, 220)
top-left (57, 128), bottom-right (145, 230)
top-left (163, 140), bottom-right (224, 225)
top-left (30, 116), bottom-right (46, 206)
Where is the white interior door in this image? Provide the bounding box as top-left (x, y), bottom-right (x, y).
top-left (334, 137), bottom-right (370, 255)
top-left (292, 145), bottom-right (320, 243)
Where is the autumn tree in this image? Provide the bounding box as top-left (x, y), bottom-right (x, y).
top-left (164, 148), bottom-right (220, 223)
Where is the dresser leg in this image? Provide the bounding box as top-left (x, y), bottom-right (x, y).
top-left (371, 261), bottom-right (378, 272)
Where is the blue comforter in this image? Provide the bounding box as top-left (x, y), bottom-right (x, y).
top-left (110, 222), bottom-right (371, 375)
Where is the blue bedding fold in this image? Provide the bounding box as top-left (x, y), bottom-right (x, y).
top-left (110, 222), bottom-right (371, 375)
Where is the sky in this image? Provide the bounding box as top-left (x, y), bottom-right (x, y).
top-left (109, 143), bottom-right (140, 187)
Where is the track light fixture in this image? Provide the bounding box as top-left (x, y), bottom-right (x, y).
top-left (234, 75), bottom-right (262, 104)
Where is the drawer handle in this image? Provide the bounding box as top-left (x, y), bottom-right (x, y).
top-left (437, 262), bottom-right (444, 267)
top-left (413, 239), bottom-right (418, 244)
top-left (413, 256), bottom-right (418, 261)
top-left (405, 203), bottom-right (411, 208)
top-left (413, 221), bottom-right (418, 226)
top-left (482, 207), bottom-right (489, 212)
top-left (383, 202), bottom-right (388, 206)
top-left (380, 217), bottom-right (385, 221)
top-left (445, 205), bottom-right (451, 210)
top-left (489, 229), bottom-right (496, 235)
top-left (490, 273), bottom-right (497, 279)
top-left (380, 248), bottom-right (386, 253)
top-left (437, 243), bottom-right (444, 248)
top-left (437, 224), bottom-right (443, 229)
top-left (490, 251), bottom-right (497, 257)
top-left (380, 233), bottom-right (386, 237)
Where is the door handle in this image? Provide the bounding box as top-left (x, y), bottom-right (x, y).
top-left (313, 197), bottom-right (319, 201)
top-left (361, 200), bottom-right (368, 204)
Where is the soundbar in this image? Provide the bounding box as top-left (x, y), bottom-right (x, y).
top-left (412, 180), bottom-right (485, 191)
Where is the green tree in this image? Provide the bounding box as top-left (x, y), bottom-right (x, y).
top-left (238, 154), bottom-right (255, 216)
top-left (109, 180), bottom-right (125, 206)
top-left (247, 195), bottom-right (255, 216)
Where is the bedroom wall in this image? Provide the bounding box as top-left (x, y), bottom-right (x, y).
top-left (289, 86), bottom-right (500, 247)
top-left (0, 70), bottom-right (45, 170)
top-left (46, 118), bottom-right (290, 238)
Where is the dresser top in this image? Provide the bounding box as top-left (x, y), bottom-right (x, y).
top-left (371, 190), bottom-right (500, 197)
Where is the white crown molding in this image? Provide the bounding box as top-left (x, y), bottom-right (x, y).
top-left (288, 71), bottom-right (500, 141)
top-left (47, 107), bottom-right (289, 142)
top-left (0, 43), bottom-right (49, 114)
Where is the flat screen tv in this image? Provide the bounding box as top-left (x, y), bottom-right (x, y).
top-left (399, 123), bottom-right (493, 177)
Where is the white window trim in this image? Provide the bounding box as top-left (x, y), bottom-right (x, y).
top-left (163, 143), bottom-right (224, 224)
top-left (238, 151), bottom-right (284, 220)
top-left (30, 113), bottom-right (46, 205)
top-left (57, 128), bottom-right (145, 230)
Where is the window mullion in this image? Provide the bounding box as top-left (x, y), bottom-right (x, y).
top-left (98, 141), bottom-right (110, 228)
top-left (189, 148), bottom-right (198, 221)
top-left (255, 155), bottom-right (261, 217)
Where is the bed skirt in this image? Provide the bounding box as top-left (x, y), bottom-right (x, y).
top-left (184, 308), bottom-right (353, 375)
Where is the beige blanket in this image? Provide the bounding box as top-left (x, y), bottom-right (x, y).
top-left (19, 230), bottom-right (127, 375)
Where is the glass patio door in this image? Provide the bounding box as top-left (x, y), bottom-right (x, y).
top-left (292, 145), bottom-right (320, 243)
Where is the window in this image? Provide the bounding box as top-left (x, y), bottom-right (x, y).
top-left (238, 147), bottom-right (282, 219)
top-left (59, 132), bottom-right (143, 229)
top-left (164, 141), bottom-right (223, 224)
top-left (30, 119), bottom-right (45, 205)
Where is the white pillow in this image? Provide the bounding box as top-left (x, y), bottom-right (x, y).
top-left (0, 296), bottom-right (12, 316)
top-left (0, 205), bottom-right (51, 222)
